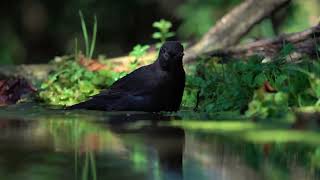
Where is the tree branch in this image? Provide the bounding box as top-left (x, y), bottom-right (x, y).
top-left (184, 0), bottom-right (291, 64)
top-left (206, 24), bottom-right (320, 59)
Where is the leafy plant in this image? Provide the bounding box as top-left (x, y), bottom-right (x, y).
top-left (184, 56), bottom-right (272, 113)
top-left (129, 44), bottom-right (150, 71)
top-left (129, 44), bottom-right (150, 61)
top-left (152, 19), bottom-right (175, 49)
top-left (182, 43), bottom-right (320, 120)
top-left (246, 91), bottom-right (289, 120)
top-left (39, 59), bottom-right (119, 106)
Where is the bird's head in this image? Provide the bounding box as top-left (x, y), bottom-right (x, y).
top-left (158, 41), bottom-right (184, 72)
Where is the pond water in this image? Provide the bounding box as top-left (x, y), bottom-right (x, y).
top-left (0, 104), bottom-right (320, 180)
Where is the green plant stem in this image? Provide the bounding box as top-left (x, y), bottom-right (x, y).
top-left (89, 16), bottom-right (97, 59)
top-left (79, 11), bottom-right (90, 57)
top-left (75, 38), bottom-right (78, 61)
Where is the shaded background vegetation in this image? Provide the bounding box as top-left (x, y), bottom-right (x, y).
top-left (0, 0), bottom-right (319, 65)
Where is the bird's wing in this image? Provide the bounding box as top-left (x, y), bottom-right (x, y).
top-left (100, 64), bottom-right (160, 96)
top-left (66, 64), bottom-right (161, 110)
top-left (107, 94), bottom-right (154, 111)
top-left (66, 91), bottom-right (124, 110)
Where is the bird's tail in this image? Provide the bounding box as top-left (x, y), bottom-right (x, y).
top-left (65, 98), bottom-right (109, 110)
top-left (65, 101), bottom-right (90, 110)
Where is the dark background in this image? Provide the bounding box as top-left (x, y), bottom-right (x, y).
top-left (0, 0), bottom-right (319, 64)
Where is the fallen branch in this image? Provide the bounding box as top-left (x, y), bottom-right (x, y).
top-left (184, 0), bottom-right (291, 63)
top-left (206, 24), bottom-right (320, 59)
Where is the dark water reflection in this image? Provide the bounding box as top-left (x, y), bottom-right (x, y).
top-left (0, 106), bottom-right (319, 180)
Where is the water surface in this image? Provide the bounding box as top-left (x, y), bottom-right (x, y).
top-left (0, 104), bottom-right (319, 180)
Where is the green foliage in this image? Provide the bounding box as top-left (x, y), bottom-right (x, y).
top-left (152, 19), bottom-right (175, 49)
top-left (39, 59), bottom-right (120, 106)
top-left (129, 44), bottom-right (150, 61)
top-left (185, 56), bottom-right (273, 113)
top-left (183, 43), bottom-right (320, 119)
top-left (181, 76), bottom-right (200, 109)
top-left (246, 91), bottom-right (289, 120)
top-left (129, 44), bottom-right (150, 71)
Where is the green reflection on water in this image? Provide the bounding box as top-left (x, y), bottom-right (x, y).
top-left (243, 130), bottom-right (320, 144)
top-left (170, 120), bottom-right (320, 144)
top-left (170, 120), bottom-right (258, 132)
top-left (1, 105), bottom-right (320, 179)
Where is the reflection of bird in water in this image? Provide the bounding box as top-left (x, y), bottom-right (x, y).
top-left (104, 112), bottom-right (180, 126)
top-left (67, 41), bottom-right (185, 112)
top-left (106, 113), bottom-right (185, 180)
top-left (148, 126), bottom-right (185, 180)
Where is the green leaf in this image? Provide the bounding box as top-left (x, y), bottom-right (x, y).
top-left (311, 78), bottom-right (320, 98)
top-left (152, 32), bottom-right (162, 39)
top-left (280, 43), bottom-right (295, 56)
top-left (165, 32), bottom-right (175, 38)
top-left (152, 19), bottom-right (175, 44)
top-left (242, 73), bottom-right (253, 85)
top-left (152, 21), bottom-right (161, 29)
top-left (274, 92), bottom-right (288, 105)
top-left (275, 74), bottom-right (288, 88)
top-left (129, 44), bottom-right (150, 59)
top-left (254, 73), bottom-right (266, 86)
top-left (41, 83), bottom-right (49, 89)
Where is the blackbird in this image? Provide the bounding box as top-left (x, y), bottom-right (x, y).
top-left (66, 41), bottom-right (185, 112)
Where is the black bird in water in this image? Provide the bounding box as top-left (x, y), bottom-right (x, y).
top-left (66, 41), bottom-right (185, 112)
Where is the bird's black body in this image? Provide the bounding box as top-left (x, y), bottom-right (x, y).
top-left (67, 41), bottom-right (185, 112)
